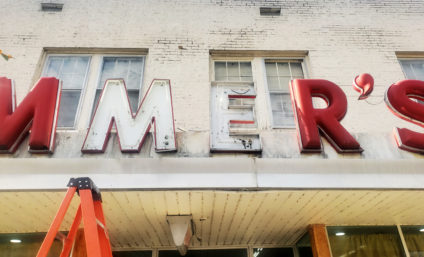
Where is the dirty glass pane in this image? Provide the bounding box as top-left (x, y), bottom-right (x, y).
top-left (60, 73), bottom-right (86, 90)
top-left (45, 56), bottom-right (89, 89)
top-left (327, 226), bottom-right (405, 257)
top-left (215, 61), bottom-right (252, 81)
top-left (267, 76), bottom-right (280, 91)
top-left (43, 56), bottom-right (90, 128)
top-left (45, 58), bottom-right (62, 77)
top-left (75, 57), bottom-right (89, 72)
top-left (57, 91), bottom-right (80, 128)
top-left (128, 90), bottom-right (139, 112)
top-left (265, 62), bottom-right (278, 76)
top-left (99, 59), bottom-right (116, 87)
top-left (270, 94), bottom-right (295, 127)
top-left (277, 62), bottom-right (290, 76)
top-left (265, 60), bottom-right (303, 127)
top-left (240, 62), bottom-right (253, 81)
top-left (290, 62), bottom-right (304, 77)
top-left (278, 76), bottom-right (291, 92)
top-left (62, 57), bottom-right (76, 71)
top-left (116, 59), bottom-right (130, 77)
top-left (402, 62), bottom-right (415, 79)
top-left (412, 62), bottom-right (424, 80)
top-left (127, 59), bottom-right (143, 89)
top-left (93, 56), bottom-right (144, 118)
top-left (99, 57), bottom-right (144, 89)
top-left (214, 62), bottom-right (227, 81)
top-left (227, 61), bottom-right (240, 81)
top-left (400, 60), bottom-right (424, 81)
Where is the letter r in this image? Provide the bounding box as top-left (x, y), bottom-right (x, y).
top-left (290, 79), bottom-right (362, 153)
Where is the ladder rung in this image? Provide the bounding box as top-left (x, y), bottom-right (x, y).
top-left (95, 219), bottom-right (111, 240)
top-left (96, 219), bottom-right (105, 230)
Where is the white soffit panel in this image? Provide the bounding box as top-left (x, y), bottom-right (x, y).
top-left (0, 190), bottom-right (424, 249)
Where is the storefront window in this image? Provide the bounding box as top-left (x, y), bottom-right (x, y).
top-left (296, 232), bottom-right (313, 257)
top-left (113, 250), bottom-right (152, 257)
top-left (327, 226), bottom-right (406, 257)
top-left (253, 247), bottom-right (294, 257)
top-left (401, 225), bottom-right (424, 257)
top-left (159, 249), bottom-right (247, 257)
top-left (0, 233), bottom-right (62, 257)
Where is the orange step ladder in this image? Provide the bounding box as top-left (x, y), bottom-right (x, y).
top-left (36, 177), bottom-right (113, 257)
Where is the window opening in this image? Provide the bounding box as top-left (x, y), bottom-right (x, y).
top-left (92, 56), bottom-right (145, 118)
top-left (265, 60), bottom-right (304, 127)
top-left (214, 61), bottom-right (253, 82)
top-left (42, 56), bottom-right (90, 128)
top-left (399, 59), bottom-right (424, 104)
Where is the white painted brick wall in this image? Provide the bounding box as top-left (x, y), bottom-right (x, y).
top-left (0, 0), bottom-right (424, 159)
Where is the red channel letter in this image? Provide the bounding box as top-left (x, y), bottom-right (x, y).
top-left (385, 80), bottom-right (424, 153)
top-left (290, 79), bottom-right (362, 153)
top-left (0, 77), bottom-right (61, 153)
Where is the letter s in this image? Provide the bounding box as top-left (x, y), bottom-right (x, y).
top-left (385, 80), bottom-right (424, 153)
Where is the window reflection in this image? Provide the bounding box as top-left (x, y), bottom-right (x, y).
top-left (401, 225), bottom-right (424, 257)
top-left (253, 247), bottom-right (294, 257)
top-left (0, 232), bottom-right (62, 257)
top-left (327, 226), bottom-right (406, 257)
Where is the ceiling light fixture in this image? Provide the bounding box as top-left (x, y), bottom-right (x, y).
top-left (419, 228), bottom-right (424, 232)
top-left (10, 239), bottom-right (22, 243)
top-left (335, 232), bottom-right (345, 236)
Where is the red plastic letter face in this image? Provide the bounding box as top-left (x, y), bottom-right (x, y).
top-left (385, 80), bottom-right (424, 153)
top-left (290, 79), bottom-right (362, 153)
top-left (0, 77), bottom-right (61, 153)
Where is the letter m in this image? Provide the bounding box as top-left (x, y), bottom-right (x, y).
top-left (0, 77), bottom-right (61, 153)
top-left (82, 79), bottom-right (177, 153)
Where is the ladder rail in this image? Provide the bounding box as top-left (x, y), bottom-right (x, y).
top-left (59, 205), bottom-right (82, 257)
top-left (80, 188), bottom-right (103, 257)
top-left (94, 200), bottom-right (113, 257)
top-left (36, 177), bottom-right (113, 257)
top-left (36, 186), bottom-right (77, 257)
